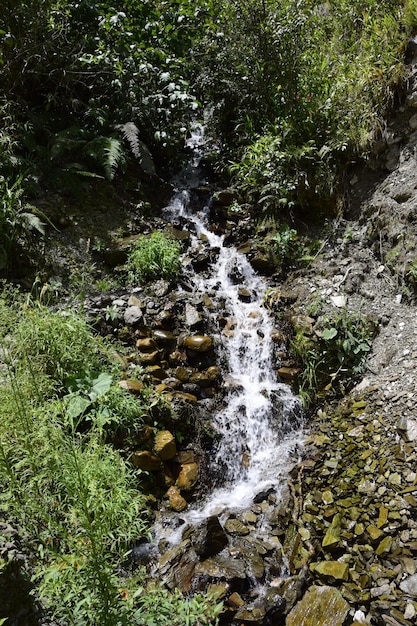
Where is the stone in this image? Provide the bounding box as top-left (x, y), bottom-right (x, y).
top-left (311, 560), bottom-right (349, 583)
top-left (226, 592), bottom-right (245, 608)
top-left (136, 337), bottom-right (158, 352)
top-left (153, 329), bottom-right (177, 346)
top-left (376, 536), bottom-right (392, 556)
top-left (286, 586), bottom-right (349, 626)
top-left (154, 430), bottom-right (177, 461)
top-left (166, 486), bottom-right (187, 512)
top-left (195, 555), bottom-right (246, 580)
top-left (118, 379), bottom-right (144, 395)
top-left (322, 513), bottom-right (341, 549)
top-left (130, 451), bottom-right (162, 472)
top-left (278, 366), bottom-right (301, 382)
top-left (185, 303), bottom-right (202, 328)
top-left (191, 516), bottom-right (228, 559)
top-left (183, 335), bottom-right (214, 352)
top-left (400, 573), bottom-right (417, 597)
top-left (224, 518), bottom-right (250, 536)
top-left (124, 306), bottom-right (143, 325)
top-left (176, 463), bottom-right (198, 490)
top-left (138, 350), bottom-right (160, 364)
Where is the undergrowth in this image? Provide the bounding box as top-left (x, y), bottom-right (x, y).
top-left (0, 286), bottom-right (220, 625)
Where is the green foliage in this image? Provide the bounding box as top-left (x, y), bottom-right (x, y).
top-left (127, 231), bottom-right (182, 284)
top-left (200, 0), bottom-right (405, 218)
top-left (292, 309), bottom-right (374, 406)
top-left (0, 292), bottom-right (219, 625)
top-left (403, 0), bottom-right (417, 30)
top-left (0, 176), bottom-right (46, 272)
top-left (12, 306), bottom-right (105, 388)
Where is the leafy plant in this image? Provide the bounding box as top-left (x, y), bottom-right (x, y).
top-left (126, 231), bottom-right (181, 284)
top-left (292, 308), bottom-right (375, 406)
top-left (0, 176), bottom-right (47, 272)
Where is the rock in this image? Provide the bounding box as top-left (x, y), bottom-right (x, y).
top-left (238, 287), bottom-right (252, 302)
top-left (191, 516), bottom-right (228, 559)
top-left (286, 585), bottom-right (350, 626)
top-left (138, 350), bottom-right (160, 364)
top-left (153, 329), bottom-right (177, 346)
top-left (250, 255), bottom-right (276, 276)
top-left (183, 335), bottom-right (214, 352)
top-left (400, 573), bottom-right (417, 597)
top-left (311, 560), bottom-right (349, 583)
top-left (154, 431), bottom-right (177, 461)
top-left (224, 518), bottom-right (250, 536)
top-left (185, 303), bottom-right (203, 328)
top-left (124, 306), bottom-right (143, 325)
top-left (166, 486), bottom-right (187, 512)
top-left (226, 592), bottom-right (245, 608)
top-left (195, 555), bottom-right (247, 580)
top-left (118, 379), bottom-right (144, 395)
top-left (278, 366), bottom-right (301, 382)
top-left (322, 513), bottom-right (342, 549)
top-left (136, 337), bottom-right (158, 352)
top-left (176, 462), bottom-right (199, 490)
top-left (130, 451), bottom-right (162, 472)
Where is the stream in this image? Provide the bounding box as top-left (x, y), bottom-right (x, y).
top-left (155, 125), bottom-right (304, 548)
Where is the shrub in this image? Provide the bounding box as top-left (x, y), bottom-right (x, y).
top-left (292, 309), bottom-right (375, 406)
top-left (126, 231), bottom-right (181, 284)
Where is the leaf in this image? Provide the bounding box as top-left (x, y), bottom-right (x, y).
top-left (19, 212), bottom-right (46, 235)
top-left (322, 327), bottom-right (338, 340)
top-left (66, 395), bottom-right (91, 419)
top-left (88, 372), bottom-right (113, 401)
top-left (83, 136), bottom-right (125, 181)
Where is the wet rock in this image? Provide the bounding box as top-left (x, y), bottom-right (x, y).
top-left (191, 515), bottom-right (228, 559)
top-left (136, 337), bottom-right (158, 352)
top-left (154, 430), bottom-right (177, 461)
top-left (238, 287), bottom-right (252, 302)
top-left (286, 585), bottom-right (350, 626)
top-left (176, 462), bottom-right (199, 490)
top-left (166, 486), bottom-right (187, 512)
top-left (130, 451), bottom-right (163, 471)
top-left (183, 335), bottom-right (214, 352)
top-left (195, 555), bottom-right (247, 580)
top-left (224, 518), bottom-right (250, 536)
top-left (153, 329), bottom-right (177, 346)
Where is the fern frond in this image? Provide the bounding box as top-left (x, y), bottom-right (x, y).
top-left (115, 122), bottom-right (156, 175)
top-left (83, 137), bottom-right (125, 181)
top-left (115, 122), bottom-right (141, 159)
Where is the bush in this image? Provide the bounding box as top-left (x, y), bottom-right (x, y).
top-left (126, 231), bottom-right (181, 284)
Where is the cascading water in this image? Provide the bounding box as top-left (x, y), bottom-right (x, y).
top-left (157, 124), bottom-right (304, 536)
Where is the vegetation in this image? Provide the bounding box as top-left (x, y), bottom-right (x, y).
top-left (126, 231), bottom-right (182, 284)
top-left (292, 308), bottom-right (375, 407)
top-left (0, 289), bottom-right (219, 624)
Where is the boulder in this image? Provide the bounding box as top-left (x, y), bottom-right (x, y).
top-left (191, 515), bottom-right (229, 559)
top-left (130, 451), bottom-right (162, 472)
top-left (124, 306), bottom-right (143, 326)
top-left (286, 585), bottom-right (349, 626)
top-left (176, 462), bottom-right (198, 490)
top-left (183, 335), bottom-right (214, 352)
top-left (154, 430), bottom-right (177, 461)
top-left (166, 486), bottom-right (187, 512)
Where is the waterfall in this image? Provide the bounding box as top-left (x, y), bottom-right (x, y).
top-left (160, 123), bottom-right (304, 532)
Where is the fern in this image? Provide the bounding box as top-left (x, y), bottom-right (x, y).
top-left (83, 136), bottom-right (125, 181)
top-left (115, 122), bottom-right (156, 175)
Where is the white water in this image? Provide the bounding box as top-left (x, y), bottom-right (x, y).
top-left (160, 125), bottom-right (304, 535)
